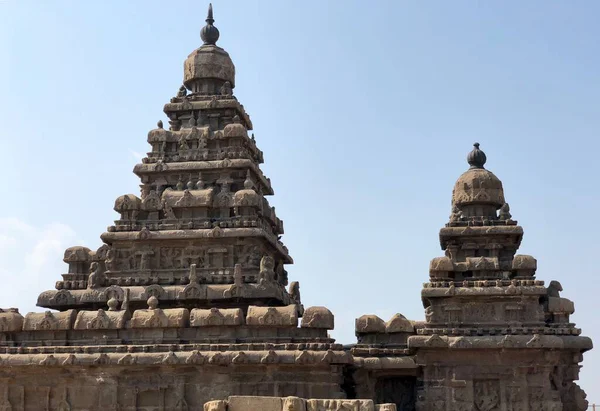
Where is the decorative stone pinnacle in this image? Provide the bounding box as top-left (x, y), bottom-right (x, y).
top-left (107, 298), bottom-right (119, 311)
top-left (244, 170), bottom-right (253, 189)
top-left (196, 172), bottom-right (205, 190)
top-left (147, 296), bottom-right (159, 310)
top-left (206, 3), bottom-right (214, 24)
top-left (467, 142), bottom-right (487, 169)
top-left (200, 3), bottom-right (220, 46)
top-left (157, 120), bottom-right (163, 129)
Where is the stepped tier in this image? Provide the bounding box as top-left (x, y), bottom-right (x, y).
top-left (36, 7), bottom-right (294, 313)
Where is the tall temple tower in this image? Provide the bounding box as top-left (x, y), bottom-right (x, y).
top-left (0, 6), bottom-right (361, 410)
top-left (37, 3), bottom-right (295, 314)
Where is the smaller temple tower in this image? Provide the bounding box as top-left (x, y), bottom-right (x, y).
top-left (409, 143), bottom-right (592, 411)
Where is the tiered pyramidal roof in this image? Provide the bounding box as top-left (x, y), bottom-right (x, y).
top-left (37, 5), bottom-right (298, 314)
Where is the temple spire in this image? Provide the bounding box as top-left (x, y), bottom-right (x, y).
top-left (206, 3), bottom-right (214, 24)
top-left (201, 3), bottom-right (220, 46)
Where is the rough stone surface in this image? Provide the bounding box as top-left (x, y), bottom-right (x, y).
top-left (205, 396), bottom-right (395, 411)
top-left (0, 6), bottom-right (591, 411)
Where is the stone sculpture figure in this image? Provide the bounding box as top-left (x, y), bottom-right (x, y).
top-left (177, 85), bottom-right (187, 98)
top-left (220, 81), bottom-right (232, 96)
top-left (87, 262), bottom-right (105, 289)
top-left (499, 203), bottom-right (512, 220)
top-left (449, 204), bottom-right (463, 222)
top-left (548, 280), bottom-right (563, 297)
top-left (289, 281), bottom-right (301, 304)
top-left (259, 255), bottom-right (275, 284)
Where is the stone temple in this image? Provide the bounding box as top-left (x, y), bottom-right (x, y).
top-left (0, 5), bottom-right (592, 411)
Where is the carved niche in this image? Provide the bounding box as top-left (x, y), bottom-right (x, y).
top-left (473, 380), bottom-right (500, 411)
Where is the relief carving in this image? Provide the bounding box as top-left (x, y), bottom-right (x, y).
top-left (473, 380), bottom-right (500, 411)
top-left (186, 350), bottom-right (205, 365)
top-left (87, 262), bottom-right (106, 289)
top-left (295, 351), bottom-right (313, 364)
top-left (260, 350), bottom-right (278, 364)
top-left (506, 386), bottom-right (525, 411)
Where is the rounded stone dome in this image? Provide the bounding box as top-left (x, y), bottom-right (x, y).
top-left (452, 168), bottom-right (505, 209)
top-left (183, 45), bottom-right (235, 89)
top-left (183, 5), bottom-right (235, 91)
top-left (451, 143), bottom-right (505, 213)
top-left (233, 171), bottom-right (260, 207)
top-left (223, 116), bottom-right (247, 138)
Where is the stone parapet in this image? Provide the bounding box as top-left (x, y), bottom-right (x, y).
top-left (38, 282), bottom-right (297, 310)
top-left (300, 306), bottom-right (334, 330)
top-left (246, 305), bottom-right (298, 327)
top-left (23, 310), bottom-right (76, 331)
top-left (408, 334), bottom-right (593, 350)
top-left (191, 308), bottom-right (244, 326)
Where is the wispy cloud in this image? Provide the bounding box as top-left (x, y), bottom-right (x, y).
top-left (0, 218), bottom-right (77, 314)
top-left (129, 149), bottom-right (145, 162)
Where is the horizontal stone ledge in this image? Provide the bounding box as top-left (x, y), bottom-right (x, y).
top-left (408, 334), bottom-right (593, 351)
top-left (100, 227), bottom-right (291, 263)
top-left (352, 356), bottom-right (417, 370)
top-left (439, 225), bottom-right (524, 236)
top-left (0, 349), bottom-right (354, 367)
top-left (37, 285), bottom-right (293, 310)
top-left (421, 286), bottom-right (547, 297)
top-left (0, 342), bottom-right (344, 353)
top-left (133, 159), bottom-right (272, 194)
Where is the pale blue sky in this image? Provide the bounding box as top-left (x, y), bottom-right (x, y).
top-left (1, 0), bottom-right (599, 398)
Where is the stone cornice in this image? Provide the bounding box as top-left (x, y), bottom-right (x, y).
top-left (133, 159), bottom-right (273, 195)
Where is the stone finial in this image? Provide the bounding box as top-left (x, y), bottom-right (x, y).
top-left (467, 142), bottom-right (487, 169)
top-left (147, 296), bottom-right (159, 310)
top-left (176, 176), bottom-right (185, 191)
top-left (196, 172), bottom-right (205, 190)
top-left (107, 298), bottom-right (119, 311)
top-left (157, 120), bottom-right (164, 129)
top-left (200, 3), bottom-right (220, 45)
top-left (243, 170), bottom-right (253, 190)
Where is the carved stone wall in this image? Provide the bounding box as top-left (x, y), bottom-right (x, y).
top-left (0, 366), bottom-right (345, 411)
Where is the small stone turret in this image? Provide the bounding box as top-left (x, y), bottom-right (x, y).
top-left (411, 143), bottom-right (592, 411)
